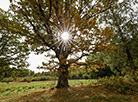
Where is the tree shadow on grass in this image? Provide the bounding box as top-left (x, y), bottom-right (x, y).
top-left (10, 85), bottom-right (138, 102)
top-left (48, 86), bottom-right (132, 102)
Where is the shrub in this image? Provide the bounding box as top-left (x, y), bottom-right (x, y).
top-left (82, 74), bottom-right (91, 79)
top-left (99, 76), bottom-right (138, 94)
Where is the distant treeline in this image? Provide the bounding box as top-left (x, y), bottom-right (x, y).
top-left (1, 65), bottom-right (116, 82)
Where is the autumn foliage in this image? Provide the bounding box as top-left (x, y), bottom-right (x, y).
top-left (2, 0), bottom-right (118, 87)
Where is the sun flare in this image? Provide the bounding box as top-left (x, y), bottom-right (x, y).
top-left (61, 32), bottom-right (70, 41)
top-left (51, 22), bottom-right (77, 51)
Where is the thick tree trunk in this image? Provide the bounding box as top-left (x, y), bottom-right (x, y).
top-left (126, 47), bottom-right (136, 71)
top-left (56, 65), bottom-right (69, 88)
top-left (126, 47), bottom-right (138, 81)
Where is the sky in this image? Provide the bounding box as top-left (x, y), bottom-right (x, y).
top-left (0, 0), bottom-right (10, 11)
top-left (0, 0), bottom-right (124, 73)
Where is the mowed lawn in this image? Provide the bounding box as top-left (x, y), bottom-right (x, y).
top-left (0, 79), bottom-right (138, 102)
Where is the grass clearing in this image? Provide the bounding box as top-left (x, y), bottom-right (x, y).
top-left (0, 79), bottom-right (138, 102)
top-left (0, 81), bottom-right (57, 101)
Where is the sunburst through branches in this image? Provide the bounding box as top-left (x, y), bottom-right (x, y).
top-left (61, 32), bottom-right (70, 41)
top-left (50, 22), bottom-right (78, 52)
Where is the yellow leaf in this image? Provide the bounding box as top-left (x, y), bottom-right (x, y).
top-left (81, 66), bottom-right (86, 69)
top-left (96, 3), bottom-right (102, 8)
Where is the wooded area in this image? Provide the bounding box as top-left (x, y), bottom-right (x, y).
top-left (0, 0), bottom-right (138, 88)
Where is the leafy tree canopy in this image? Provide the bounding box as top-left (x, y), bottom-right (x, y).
top-left (99, 0), bottom-right (138, 75)
top-left (0, 9), bottom-right (30, 81)
top-left (8, 0), bottom-right (118, 87)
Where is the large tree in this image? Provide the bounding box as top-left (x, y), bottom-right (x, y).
top-left (0, 9), bottom-right (30, 80)
top-left (100, 0), bottom-right (138, 75)
top-left (9, 0), bottom-right (117, 88)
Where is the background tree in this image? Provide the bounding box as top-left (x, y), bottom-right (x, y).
top-left (86, 54), bottom-right (115, 79)
top-left (0, 9), bottom-right (30, 81)
top-left (9, 0), bottom-right (118, 88)
top-left (99, 0), bottom-right (138, 76)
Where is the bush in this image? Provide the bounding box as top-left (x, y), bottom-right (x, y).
top-left (82, 74), bottom-right (91, 79)
top-left (88, 66), bottom-right (115, 79)
top-left (2, 77), bottom-right (14, 83)
top-left (99, 76), bottom-right (138, 94)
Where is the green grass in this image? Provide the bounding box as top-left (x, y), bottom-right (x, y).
top-left (2, 75), bottom-right (57, 82)
top-left (0, 80), bottom-right (57, 101)
top-left (0, 79), bottom-right (138, 102)
top-left (0, 80), bottom-right (96, 97)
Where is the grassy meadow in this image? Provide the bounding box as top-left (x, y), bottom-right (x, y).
top-left (0, 77), bottom-right (138, 102)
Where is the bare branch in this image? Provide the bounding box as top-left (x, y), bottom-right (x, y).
top-left (49, 0), bottom-right (52, 18)
top-left (86, 6), bottom-right (112, 20)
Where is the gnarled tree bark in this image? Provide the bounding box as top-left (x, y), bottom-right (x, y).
top-left (56, 65), bottom-right (69, 88)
